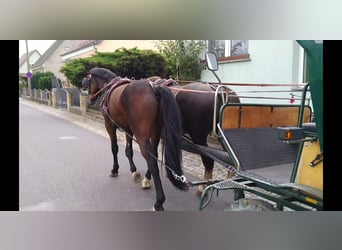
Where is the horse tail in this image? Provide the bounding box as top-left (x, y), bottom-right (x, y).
top-left (154, 85), bottom-right (189, 191)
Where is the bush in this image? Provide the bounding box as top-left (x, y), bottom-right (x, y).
top-left (19, 81), bottom-right (27, 96)
top-left (38, 76), bottom-right (51, 90)
top-left (112, 48), bottom-right (168, 79)
top-left (60, 48), bottom-right (168, 88)
top-left (31, 71), bottom-right (56, 90)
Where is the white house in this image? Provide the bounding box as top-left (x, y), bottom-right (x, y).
top-left (201, 40), bottom-right (308, 105)
top-left (19, 49), bottom-right (41, 82)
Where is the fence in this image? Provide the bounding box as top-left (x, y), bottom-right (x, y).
top-left (21, 87), bottom-right (90, 116)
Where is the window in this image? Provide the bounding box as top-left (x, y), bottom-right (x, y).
top-left (207, 40), bottom-right (249, 61)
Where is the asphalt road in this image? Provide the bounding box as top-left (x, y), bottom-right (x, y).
top-left (19, 101), bottom-right (236, 211)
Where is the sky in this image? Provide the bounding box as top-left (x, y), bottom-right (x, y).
top-left (19, 40), bottom-right (56, 58)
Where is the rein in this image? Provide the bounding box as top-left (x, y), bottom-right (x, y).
top-left (169, 86), bottom-right (237, 95)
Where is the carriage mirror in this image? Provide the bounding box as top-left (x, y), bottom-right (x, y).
top-left (205, 52), bottom-right (219, 71)
top-left (205, 52), bottom-right (221, 83)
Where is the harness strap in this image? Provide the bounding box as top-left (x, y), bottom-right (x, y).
top-left (151, 78), bottom-right (179, 87)
top-left (100, 78), bottom-right (130, 115)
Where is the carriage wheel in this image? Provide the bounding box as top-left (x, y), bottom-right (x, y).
top-left (225, 198), bottom-right (279, 211)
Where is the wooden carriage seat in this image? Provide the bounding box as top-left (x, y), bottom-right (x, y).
top-left (220, 105), bottom-right (312, 130)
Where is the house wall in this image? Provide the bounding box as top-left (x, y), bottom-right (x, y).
top-left (201, 40), bottom-right (302, 84)
top-left (32, 40), bottom-right (76, 85)
top-left (201, 40), bottom-right (305, 105)
top-left (19, 51), bottom-right (41, 75)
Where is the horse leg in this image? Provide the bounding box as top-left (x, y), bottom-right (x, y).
top-left (104, 120), bottom-right (120, 177)
top-left (109, 138), bottom-right (120, 177)
top-left (140, 139), bottom-right (165, 211)
top-left (141, 136), bottom-right (160, 190)
top-left (125, 133), bottom-right (141, 182)
top-left (142, 169), bottom-right (152, 189)
top-left (196, 154), bottom-right (214, 197)
top-left (192, 135), bottom-right (214, 197)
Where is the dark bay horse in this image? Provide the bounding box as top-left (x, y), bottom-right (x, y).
top-left (82, 67), bottom-right (188, 211)
top-left (149, 77), bottom-right (240, 195)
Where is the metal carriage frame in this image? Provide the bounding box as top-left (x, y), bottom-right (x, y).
top-left (197, 41), bottom-right (323, 211)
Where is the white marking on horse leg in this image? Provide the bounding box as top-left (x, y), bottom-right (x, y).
top-left (132, 171), bottom-right (141, 182)
top-left (195, 184), bottom-right (206, 197)
top-left (204, 170), bottom-right (212, 180)
top-left (196, 170), bottom-right (211, 196)
top-left (198, 184), bottom-right (205, 193)
top-left (141, 177), bottom-right (151, 189)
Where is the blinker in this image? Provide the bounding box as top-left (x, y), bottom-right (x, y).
top-left (82, 76), bottom-right (91, 88)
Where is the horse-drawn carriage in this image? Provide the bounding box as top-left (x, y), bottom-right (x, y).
top-left (82, 40), bottom-right (323, 211)
top-left (197, 40), bottom-right (323, 211)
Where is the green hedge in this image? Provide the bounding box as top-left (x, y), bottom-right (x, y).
top-left (60, 48), bottom-right (168, 88)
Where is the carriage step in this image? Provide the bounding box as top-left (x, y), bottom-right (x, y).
top-left (236, 171), bottom-right (280, 187)
top-left (207, 170), bottom-right (281, 191)
top-left (212, 178), bottom-right (251, 190)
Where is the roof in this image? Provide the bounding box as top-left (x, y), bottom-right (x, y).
top-left (60, 40), bottom-right (102, 56)
top-left (31, 40), bottom-right (64, 68)
top-left (19, 50), bottom-right (40, 68)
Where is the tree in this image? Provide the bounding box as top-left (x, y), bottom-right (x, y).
top-left (154, 40), bottom-right (206, 81)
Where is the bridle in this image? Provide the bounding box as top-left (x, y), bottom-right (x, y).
top-left (84, 74), bottom-right (115, 102)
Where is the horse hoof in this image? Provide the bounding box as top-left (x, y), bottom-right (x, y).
top-left (227, 172), bottom-right (236, 178)
top-left (195, 190), bottom-right (202, 198)
top-left (151, 205), bottom-right (164, 211)
top-left (195, 185), bottom-right (206, 197)
top-left (109, 172), bottom-right (118, 177)
top-left (141, 177), bottom-right (151, 189)
top-left (132, 171), bottom-right (141, 182)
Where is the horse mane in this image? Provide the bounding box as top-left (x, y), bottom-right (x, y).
top-left (89, 67), bottom-right (117, 82)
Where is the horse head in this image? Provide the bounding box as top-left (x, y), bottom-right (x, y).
top-left (84, 67), bottom-right (117, 106)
